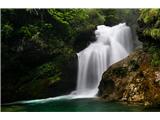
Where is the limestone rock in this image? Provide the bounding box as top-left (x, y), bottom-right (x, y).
top-left (98, 48), bottom-right (160, 107)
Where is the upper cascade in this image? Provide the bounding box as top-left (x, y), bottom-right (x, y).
top-left (73, 23), bottom-right (133, 98)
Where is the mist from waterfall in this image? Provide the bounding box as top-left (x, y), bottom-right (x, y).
top-left (73, 23), bottom-right (133, 98)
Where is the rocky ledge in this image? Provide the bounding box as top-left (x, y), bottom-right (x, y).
top-left (98, 48), bottom-right (160, 107)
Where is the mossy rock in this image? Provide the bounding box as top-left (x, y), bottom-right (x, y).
top-left (98, 48), bottom-right (160, 107)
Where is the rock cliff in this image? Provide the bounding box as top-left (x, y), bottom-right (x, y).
top-left (98, 47), bottom-right (160, 107)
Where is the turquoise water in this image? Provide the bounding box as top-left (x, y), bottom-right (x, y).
top-left (2, 97), bottom-right (159, 112)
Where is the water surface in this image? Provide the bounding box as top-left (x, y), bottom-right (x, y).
top-left (2, 98), bottom-right (159, 112)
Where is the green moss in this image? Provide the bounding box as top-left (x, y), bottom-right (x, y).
top-left (151, 54), bottom-right (160, 67)
top-left (147, 46), bottom-right (160, 67)
top-left (112, 67), bottom-right (128, 78)
top-left (129, 60), bottom-right (140, 71)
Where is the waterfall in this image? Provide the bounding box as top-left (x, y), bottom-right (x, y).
top-left (73, 23), bottom-right (133, 98)
top-left (13, 23), bottom-right (134, 104)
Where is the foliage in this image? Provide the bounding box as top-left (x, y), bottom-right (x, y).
top-left (1, 23), bottom-right (13, 38)
top-left (148, 45), bottom-right (160, 67)
top-left (1, 9), bottom-right (106, 103)
top-left (30, 62), bottom-right (61, 80)
top-left (137, 9), bottom-right (160, 67)
top-left (143, 28), bottom-right (160, 39)
top-left (137, 9), bottom-right (160, 43)
top-left (143, 42), bottom-right (160, 67)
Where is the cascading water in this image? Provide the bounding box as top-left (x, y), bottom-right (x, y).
top-left (73, 23), bottom-right (133, 98)
top-left (14, 23), bottom-right (134, 104)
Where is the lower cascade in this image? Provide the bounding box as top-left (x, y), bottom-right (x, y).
top-left (14, 23), bottom-right (134, 104)
top-left (73, 23), bottom-right (133, 98)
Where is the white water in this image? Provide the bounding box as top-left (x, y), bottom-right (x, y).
top-left (7, 23), bottom-right (134, 104)
top-left (72, 23), bottom-right (133, 98)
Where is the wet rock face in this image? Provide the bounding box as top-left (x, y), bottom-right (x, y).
top-left (98, 79), bottom-right (115, 100)
top-left (98, 48), bottom-right (160, 106)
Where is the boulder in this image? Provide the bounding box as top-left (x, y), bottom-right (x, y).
top-left (98, 48), bottom-right (160, 107)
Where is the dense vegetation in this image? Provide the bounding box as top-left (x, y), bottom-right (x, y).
top-left (1, 9), bottom-right (105, 102)
top-left (137, 9), bottom-right (160, 43)
top-left (1, 9), bottom-right (142, 103)
top-left (137, 9), bottom-right (160, 67)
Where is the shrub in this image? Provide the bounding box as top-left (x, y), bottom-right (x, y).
top-left (137, 9), bottom-right (160, 43)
